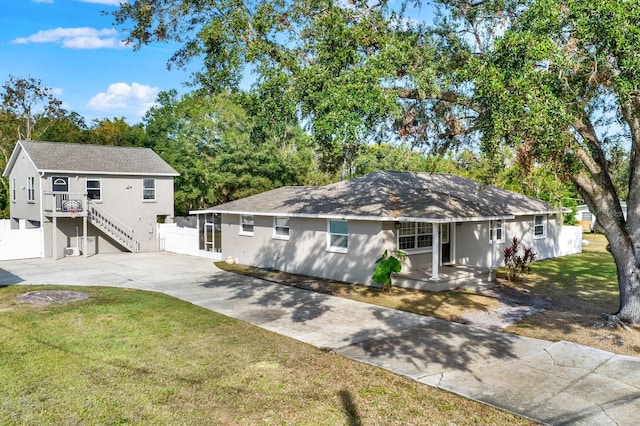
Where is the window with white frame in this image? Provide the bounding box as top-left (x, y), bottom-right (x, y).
top-left (27, 176), bottom-right (35, 202)
top-left (490, 219), bottom-right (504, 243)
top-left (328, 219), bottom-right (348, 251)
top-left (398, 222), bottom-right (433, 251)
top-left (240, 215), bottom-right (254, 235)
top-left (143, 178), bottom-right (156, 201)
top-left (273, 217), bottom-right (290, 239)
top-left (534, 215), bottom-right (546, 237)
top-left (86, 178), bottom-right (102, 201)
top-left (11, 178), bottom-right (16, 202)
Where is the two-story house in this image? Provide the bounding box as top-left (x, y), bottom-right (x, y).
top-left (3, 140), bottom-right (179, 258)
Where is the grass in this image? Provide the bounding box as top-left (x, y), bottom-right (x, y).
top-left (218, 233), bottom-right (640, 357)
top-left (218, 263), bottom-right (502, 322)
top-left (0, 285), bottom-right (533, 425)
top-left (502, 233), bottom-right (640, 356)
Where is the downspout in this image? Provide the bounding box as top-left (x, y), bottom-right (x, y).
top-left (38, 171), bottom-right (46, 258)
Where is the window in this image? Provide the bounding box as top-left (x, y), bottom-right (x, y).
top-left (581, 212), bottom-right (592, 221)
top-left (398, 222), bottom-right (433, 251)
top-left (52, 176), bottom-right (68, 192)
top-left (27, 177), bottom-right (35, 202)
top-left (240, 215), bottom-right (254, 235)
top-left (274, 217), bottom-right (290, 239)
top-left (143, 178), bottom-right (156, 200)
top-left (490, 220), bottom-right (504, 243)
top-left (86, 178), bottom-right (101, 201)
top-left (328, 220), bottom-right (348, 252)
top-left (534, 215), bottom-right (546, 238)
top-left (11, 178), bottom-right (16, 202)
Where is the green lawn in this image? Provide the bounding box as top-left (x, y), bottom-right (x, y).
top-left (0, 285), bottom-right (533, 425)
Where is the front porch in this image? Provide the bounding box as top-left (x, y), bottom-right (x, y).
top-left (393, 264), bottom-right (496, 292)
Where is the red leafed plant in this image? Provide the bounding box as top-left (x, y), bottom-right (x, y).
top-left (502, 237), bottom-right (537, 281)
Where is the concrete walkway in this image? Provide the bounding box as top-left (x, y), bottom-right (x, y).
top-left (1, 252), bottom-right (639, 425)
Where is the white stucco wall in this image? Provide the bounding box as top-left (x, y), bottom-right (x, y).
top-left (221, 214), bottom-right (390, 285)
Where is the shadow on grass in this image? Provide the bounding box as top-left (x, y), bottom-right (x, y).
top-left (339, 389), bottom-right (362, 426)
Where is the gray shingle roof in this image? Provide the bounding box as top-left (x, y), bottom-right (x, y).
top-left (10, 140), bottom-right (178, 176)
top-left (202, 171), bottom-right (554, 221)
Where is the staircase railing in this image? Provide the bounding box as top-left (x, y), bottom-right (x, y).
top-left (87, 203), bottom-right (140, 253)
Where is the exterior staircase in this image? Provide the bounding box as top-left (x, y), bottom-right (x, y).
top-left (87, 203), bottom-right (140, 253)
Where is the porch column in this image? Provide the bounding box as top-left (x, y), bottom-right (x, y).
top-left (52, 216), bottom-right (57, 260)
top-left (491, 220), bottom-right (498, 269)
top-left (430, 222), bottom-right (440, 281)
top-left (83, 214), bottom-right (88, 257)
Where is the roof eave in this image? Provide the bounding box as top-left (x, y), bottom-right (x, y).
top-left (189, 208), bottom-right (516, 223)
top-left (38, 169), bottom-right (179, 177)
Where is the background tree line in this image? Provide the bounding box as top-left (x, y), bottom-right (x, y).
top-left (1, 74), bottom-right (586, 220)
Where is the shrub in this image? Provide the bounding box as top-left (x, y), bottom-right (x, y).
top-left (372, 250), bottom-right (407, 291)
top-left (502, 237), bottom-right (536, 281)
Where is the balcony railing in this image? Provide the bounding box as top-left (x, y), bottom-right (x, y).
top-left (43, 192), bottom-right (88, 216)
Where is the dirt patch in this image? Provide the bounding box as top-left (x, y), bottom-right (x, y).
top-left (17, 290), bottom-right (89, 305)
top-left (457, 284), bottom-right (552, 331)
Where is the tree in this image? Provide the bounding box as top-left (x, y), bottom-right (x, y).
top-left (87, 117), bottom-right (147, 147)
top-left (0, 75), bottom-right (64, 141)
top-left (114, 0), bottom-right (640, 322)
top-left (472, 0), bottom-right (640, 322)
top-left (144, 90), bottom-right (312, 215)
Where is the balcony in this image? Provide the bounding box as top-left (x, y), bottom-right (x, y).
top-left (43, 192), bottom-right (88, 217)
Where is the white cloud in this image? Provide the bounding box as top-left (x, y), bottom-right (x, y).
top-left (33, 0), bottom-right (54, 4)
top-left (87, 82), bottom-right (160, 116)
top-left (11, 27), bottom-right (128, 49)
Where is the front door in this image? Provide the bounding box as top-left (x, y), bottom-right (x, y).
top-left (441, 223), bottom-right (451, 264)
top-left (201, 213), bottom-right (222, 253)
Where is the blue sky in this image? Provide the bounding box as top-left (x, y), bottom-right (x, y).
top-left (0, 0), bottom-right (194, 124)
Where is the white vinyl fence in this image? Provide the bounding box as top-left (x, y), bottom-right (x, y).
top-left (0, 220), bottom-right (43, 260)
top-left (158, 223), bottom-right (221, 259)
top-left (557, 225), bottom-right (583, 257)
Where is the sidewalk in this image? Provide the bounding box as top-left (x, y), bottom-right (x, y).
top-left (1, 252), bottom-right (639, 425)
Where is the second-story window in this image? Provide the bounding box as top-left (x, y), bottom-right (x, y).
top-left (87, 178), bottom-right (101, 201)
top-left (143, 178), bottom-right (156, 201)
top-left (27, 177), bottom-right (35, 202)
top-left (11, 178), bottom-right (16, 202)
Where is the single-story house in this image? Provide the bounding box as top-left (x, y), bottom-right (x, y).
top-left (191, 171), bottom-right (580, 291)
top-left (576, 202), bottom-right (627, 232)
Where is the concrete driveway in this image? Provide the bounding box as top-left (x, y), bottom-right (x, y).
top-left (2, 251), bottom-right (640, 425)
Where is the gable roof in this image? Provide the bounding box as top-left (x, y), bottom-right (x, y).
top-left (3, 140), bottom-right (179, 177)
top-left (195, 171), bottom-right (555, 223)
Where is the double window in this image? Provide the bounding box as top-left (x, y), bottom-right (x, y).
top-left (240, 215), bottom-right (254, 235)
top-left (143, 178), bottom-right (156, 201)
top-left (273, 217), bottom-right (290, 239)
top-left (398, 222), bottom-right (433, 251)
top-left (534, 215), bottom-right (546, 238)
top-left (328, 220), bottom-right (348, 252)
top-left (86, 178), bottom-right (101, 201)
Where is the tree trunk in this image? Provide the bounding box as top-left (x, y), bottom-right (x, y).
top-left (607, 231), bottom-right (640, 322)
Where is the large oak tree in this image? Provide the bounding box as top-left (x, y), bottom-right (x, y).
top-left (115, 0), bottom-right (640, 322)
